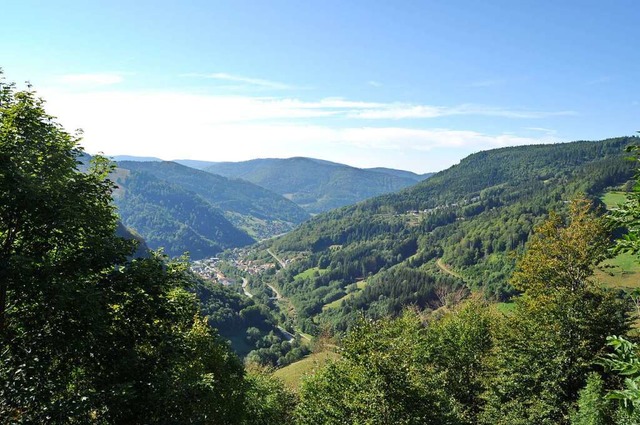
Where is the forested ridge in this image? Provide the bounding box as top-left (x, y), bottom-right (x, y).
top-left (5, 72), bottom-right (640, 425)
top-left (110, 160), bottom-right (310, 258)
top-left (203, 157), bottom-right (425, 214)
top-left (117, 160), bottom-right (309, 232)
top-left (260, 136), bottom-right (638, 333)
top-left (113, 169), bottom-right (255, 259)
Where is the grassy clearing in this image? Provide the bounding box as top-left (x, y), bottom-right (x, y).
top-left (322, 280), bottom-right (368, 311)
top-left (594, 191), bottom-right (640, 289)
top-left (294, 267), bottom-right (327, 281)
top-left (601, 191), bottom-right (628, 209)
top-left (273, 351), bottom-right (340, 390)
top-left (297, 331), bottom-right (314, 342)
top-left (596, 252), bottom-right (640, 289)
top-left (496, 302), bottom-right (516, 315)
top-left (322, 297), bottom-right (345, 311)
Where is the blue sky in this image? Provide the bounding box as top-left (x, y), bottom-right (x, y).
top-left (2, 0), bottom-right (638, 172)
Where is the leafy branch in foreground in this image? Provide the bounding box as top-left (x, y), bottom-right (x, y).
top-left (608, 143), bottom-right (640, 255)
top-left (599, 336), bottom-right (640, 414)
top-left (0, 70), bottom-right (249, 424)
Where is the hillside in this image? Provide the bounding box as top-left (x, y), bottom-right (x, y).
top-left (366, 167), bottom-right (433, 181)
top-left (117, 160), bottom-right (310, 239)
top-left (112, 169), bottom-right (255, 259)
top-left (203, 157), bottom-right (422, 214)
top-left (256, 137), bottom-right (638, 333)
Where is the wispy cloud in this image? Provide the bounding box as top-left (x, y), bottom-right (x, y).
top-left (183, 72), bottom-right (298, 90)
top-left (525, 127), bottom-right (558, 135)
top-left (38, 87), bottom-right (565, 172)
top-left (176, 75), bottom-right (573, 120)
top-left (57, 73), bottom-right (124, 86)
top-left (43, 89), bottom-right (570, 125)
top-left (347, 103), bottom-right (576, 120)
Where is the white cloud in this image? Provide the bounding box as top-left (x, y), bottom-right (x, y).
top-left (183, 72), bottom-right (297, 90)
top-left (525, 127), bottom-right (558, 135)
top-left (333, 127), bottom-right (553, 151)
top-left (348, 104), bottom-right (445, 119)
top-left (367, 80), bottom-right (383, 87)
top-left (37, 87), bottom-right (564, 172)
top-left (56, 73), bottom-right (124, 86)
top-left (348, 103), bottom-right (576, 120)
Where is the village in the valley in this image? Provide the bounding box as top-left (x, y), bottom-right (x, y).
top-left (189, 249), bottom-right (276, 287)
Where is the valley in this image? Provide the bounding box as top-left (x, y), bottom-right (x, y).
top-left (8, 105), bottom-right (640, 424)
top-left (5, 3), bottom-right (640, 422)
top-left (174, 136), bottom-right (640, 374)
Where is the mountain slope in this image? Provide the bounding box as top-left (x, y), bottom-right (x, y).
top-left (112, 169), bottom-right (255, 259)
top-left (172, 159), bottom-right (218, 170)
top-left (117, 161), bottom-right (309, 239)
top-left (366, 167), bottom-right (434, 181)
top-left (203, 157), bottom-right (421, 214)
top-left (257, 137), bottom-right (638, 333)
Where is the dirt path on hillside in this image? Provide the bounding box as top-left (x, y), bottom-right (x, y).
top-left (436, 258), bottom-right (464, 280)
top-left (266, 283), bottom-right (283, 300)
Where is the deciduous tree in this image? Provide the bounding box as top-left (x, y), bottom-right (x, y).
top-left (481, 198), bottom-right (630, 425)
top-left (0, 71), bottom-right (245, 424)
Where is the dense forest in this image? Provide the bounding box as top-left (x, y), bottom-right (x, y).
top-left (5, 72), bottom-right (640, 425)
top-left (110, 159), bottom-right (311, 258)
top-left (113, 169), bottom-right (255, 258)
top-left (117, 160), bottom-right (309, 237)
top-left (203, 157), bottom-right (426, 214)
top-left (259, 136), bottom-right (638, 333)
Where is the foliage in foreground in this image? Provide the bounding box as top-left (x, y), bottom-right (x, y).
top-left (0, 72), bottom-right (295, 424)
top-left (293, 198), bottom-right (633, 425)
top-left (5, 68), bottom-right (640, 425)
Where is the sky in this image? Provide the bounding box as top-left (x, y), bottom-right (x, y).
top-left (1, 0), bottom-right (639, 173)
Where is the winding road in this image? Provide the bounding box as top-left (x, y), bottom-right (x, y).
top-left (267, 249), bottom-right (287, 269)
top-left (240, 276), bottom-right (282, 301)
top-left (241, 278), bottom-right (253, 298)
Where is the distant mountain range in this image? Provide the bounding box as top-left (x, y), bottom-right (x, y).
top-left (111, 167), bottom-right (255, 259)
top-left (111, 156), bottom-right (431, 214)
top-left (116, 161), bottom-right (309, 231)
top-left (365, 167), bottom-right (433, 181)
top-left (199, 157), bottom-right (432, 214)
top-left (111, 161), bottom-right (310, 258)
top-left (104, 155), bottom-right (434, 258)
